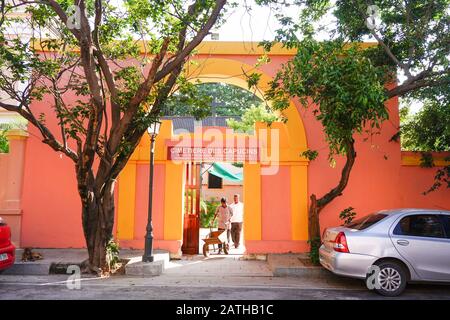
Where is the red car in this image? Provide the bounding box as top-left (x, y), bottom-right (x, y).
top-left (0, 217), bottom-right (15, 273)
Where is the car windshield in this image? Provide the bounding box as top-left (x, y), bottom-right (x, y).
top-left (345, 213), bottom-right (387, 230)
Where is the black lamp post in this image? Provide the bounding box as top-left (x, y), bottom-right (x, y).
top-left (142, 121), bottom-right (161, 263)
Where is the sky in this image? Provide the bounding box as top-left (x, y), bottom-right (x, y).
top-left (211, 1), bottom-right (298, 42)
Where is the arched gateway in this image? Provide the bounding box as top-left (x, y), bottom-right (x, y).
top-left (116, 45), bottom-right (310, 257)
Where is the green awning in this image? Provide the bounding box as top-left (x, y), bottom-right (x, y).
top-left (208, 163), bottom-right (243, 182)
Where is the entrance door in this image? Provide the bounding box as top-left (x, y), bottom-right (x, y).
top-left (182, 162), bottom-right (201, 254)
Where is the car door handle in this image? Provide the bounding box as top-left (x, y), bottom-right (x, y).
top-left (397, 240), bottom-right (409, 246)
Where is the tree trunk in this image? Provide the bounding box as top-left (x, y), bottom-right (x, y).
top-left (79, 180), bottom-right (116, 273)
top-left (307, 139), bottom-right (357, 262)
top-left (308, 194), bottom-right (321, 242)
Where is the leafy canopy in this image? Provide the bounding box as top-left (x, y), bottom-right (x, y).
top-left (401, 101), bottom-right (450, 152)
top-left (162, 82), bottom-right (262, 118)
top-left (265, 40), bottom-right (389, 158)
top-left (226, 103), bottom-right (280, 134)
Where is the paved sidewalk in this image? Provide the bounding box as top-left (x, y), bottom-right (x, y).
top-left (165, 254), bottom-right (272, 277)
top-left (5, 248), bottom-right (328, 281)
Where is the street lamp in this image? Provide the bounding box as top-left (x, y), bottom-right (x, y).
top-left (142, 121), bottom-right (161, 263)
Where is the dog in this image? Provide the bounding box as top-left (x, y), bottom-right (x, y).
top-left (21, 248), bottom-right (43, 262)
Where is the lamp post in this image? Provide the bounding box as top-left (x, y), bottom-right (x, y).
top-left (142, 121), bottom-right (161, 263)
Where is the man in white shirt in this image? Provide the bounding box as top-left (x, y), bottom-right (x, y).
top-left (229, 194), bottom-right (244, 248)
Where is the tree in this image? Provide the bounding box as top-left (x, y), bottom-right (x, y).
top-left (226, 103), bottom-right (280, 133)
top-left (401, 98), bottom-right (450, 193)
top-left (162, 82), bottom-right (262, 118)
top-left (256, 0), bottom-right (450, 260)
top-left (0, 0), bottom-right (227, 272)
top-left (402, 101), bottom-right (450, 153)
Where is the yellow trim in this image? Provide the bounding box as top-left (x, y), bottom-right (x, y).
top-left (195, 41), bottom-right (295, 55)
top-left (163, 162), bottom-right (185, 240)
top-left (32, 40), bottom-right (378, 56)
top-left (401, 153), bottom-right (450, 167)
top-left (290, 165), bottom-right (309, 240)
top-left (243, 163), bottom-right (262, 240)
top-left (117, 162), bottom-right (137, 240)
top-left (5, 129), bottom-right (29, 140)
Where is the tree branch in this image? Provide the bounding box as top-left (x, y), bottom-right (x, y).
top-left (317, 139), bottom-right (357, 209)
top-left (154, 0), bottom-right (226, 82)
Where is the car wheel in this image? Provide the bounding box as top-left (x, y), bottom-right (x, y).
top-left (368, 261), bottom-right (407, 297)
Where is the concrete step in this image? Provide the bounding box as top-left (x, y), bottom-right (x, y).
top-left (3, 248), bottom-right (88, 275)
top-left (125, 251), bottom-right (170, 276)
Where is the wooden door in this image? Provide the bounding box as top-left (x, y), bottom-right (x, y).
top-left (181, 162), bottom-right (201, 254)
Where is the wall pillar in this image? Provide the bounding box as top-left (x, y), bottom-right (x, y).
top-left (117, 161), bottom-right (137, 240)
top-left (163, 161), bottom-right (185, 257)
top-left (290, 164), bottom-right (308, 240)
top-left (0, 129), bottom-right (28, 247)
top-left (243, 163), bottom-right (262, 241)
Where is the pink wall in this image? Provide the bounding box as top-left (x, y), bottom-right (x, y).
top-left (261, 166), bottom-right (291, 241)
top-left (133, 164), bottom-right (165, 242)
top-left (21, 126), bottom-right (85, 248)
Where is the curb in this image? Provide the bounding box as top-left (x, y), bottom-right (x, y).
top-left (2, 262), bottom-right (51, 275)
top-left (267, 253), bottom-right (336, 280)
top-left (272, 266), bottom-right (334, 279)
top-left (2, 249), bottom-right (170, 276)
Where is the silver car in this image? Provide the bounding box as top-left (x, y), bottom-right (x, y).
top-left (319, 208), bottom-right (450, 296)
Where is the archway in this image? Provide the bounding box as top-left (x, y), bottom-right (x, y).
top-left (116, 57), bottom-right (310, 258)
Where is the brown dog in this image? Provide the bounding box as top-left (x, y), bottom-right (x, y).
top-left (21, 248), bottom-right (43, 262)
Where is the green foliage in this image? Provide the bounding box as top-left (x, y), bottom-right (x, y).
top-left (401, 101), bottom-right (450, 153)
top-left (339, 207), bottom-right (357, 225)
top-left (259, 0), bottom-right (450, 113)
top-left (0, 131), bottom-right (8, 154)
top-left (105, 238), bottom-right (120, 272)
top-left (226, 104), bottom-right (280, 134)
top-left (401, 99), bottom-right (450, 193)
top-left (301, 149), bottom-right (319, 161)
top-left (266, 40), bottom-right (389, 160)
top-left (419, 152), bottom-right (435, 168)
top-left (162, 82), bottom-right (262, 118)
top-left (425, 160), bottom-right (450, 194)
top-left (246, 73), bottom-right (262, 89)
top-left (307, 237), bottom-right (321, 266)
top-left (162, 80), bottom-right (212, 120)
top-left (231, 162), bottom-right (243, 168)
top-left (333, 0), bottom-right (450, 75)
top-left (200, 199), bottom-right (220, 228)
top-left (0, 123), bottom-right (27, 153)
